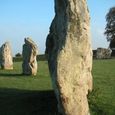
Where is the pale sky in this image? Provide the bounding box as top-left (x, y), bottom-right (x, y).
top-left (88, 0), bottom-right (115, 50)
top-left (0, 0), bottom-right (115, 55)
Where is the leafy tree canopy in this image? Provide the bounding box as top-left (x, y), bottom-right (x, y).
top-left (15, 53), bottom-right (22, 57)
top-left (104, 6), bottom-right (115, 41)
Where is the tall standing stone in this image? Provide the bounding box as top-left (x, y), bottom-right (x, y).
top-left (22, 38), bottom-right (38, 76)
top-left (45, 0), bottom-right (93, 115)
top-left (0, 42), bottom-right (13, 70)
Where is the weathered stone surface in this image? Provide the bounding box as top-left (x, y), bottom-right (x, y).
top-left (96, 48), bottom-right (111, 59)
top-left (45, 0), bottom-right (92, 115)
top-left (0, 42), bottom-right (13, 69)
top-left (22, 37), bottom-right (38, 76)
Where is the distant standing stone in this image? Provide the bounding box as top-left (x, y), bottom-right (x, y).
top-left (96, 48), bottom-right (111, 59)
top-left (0, 42), bottom-right (13, 70)
top-left (46, 0), bottom-right (93, 115)
top-left (22, 37), bottom-right (38, 76)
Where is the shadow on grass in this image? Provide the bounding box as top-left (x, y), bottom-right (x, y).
top-left (0, 88), bottom-right (58, 115)
top-left (88, 89), bottom-right (107, 115)
top-left (0, 73), bottom-right (23, 77)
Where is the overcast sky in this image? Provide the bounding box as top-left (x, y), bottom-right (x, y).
top-left (0, 0), bottom-right (115, 55)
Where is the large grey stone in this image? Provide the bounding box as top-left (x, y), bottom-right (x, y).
top-left (45, 0), bottom-right (93, 115)
top-left (96, 48), bottom-right (111, 59)
top-left (0, 42), bottom-right (13, 69)
top-left (22, 37), bottom-right (38, 76)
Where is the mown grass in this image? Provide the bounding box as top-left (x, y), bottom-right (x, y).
top-left (0, 61), bottom-right (52, 90)
top-left (89, 59), bottom-right (115, 115)
top-left (0, 60), bottom-right (115, 115)
top-left (0, 61), bottom-right (58, 115)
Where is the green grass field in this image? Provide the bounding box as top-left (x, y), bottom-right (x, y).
top-left (89, 59), bottom-right (115, 115)
top-left (0, 60), bottom-right (115, 115)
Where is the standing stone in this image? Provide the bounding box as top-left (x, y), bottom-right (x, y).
top-left (45, 0), bottom-right (93, 115)
top-left (0, 42), bottom-right (13, 69)
top-left (96, 48), bottom-right (111, 59)
top-left (22, 37), bottom-right (38, 76)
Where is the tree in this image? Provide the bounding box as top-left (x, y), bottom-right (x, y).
top-left (15, 53), bottom-right (22, 57)
top-left (104, 7), bottom-right (115, 41)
